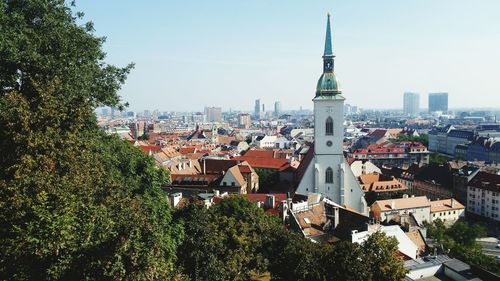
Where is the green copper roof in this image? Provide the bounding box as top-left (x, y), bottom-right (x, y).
top-left (316, 72), bottom-right (341, 95)
top-left (324, 13), bottom-right (333, 57)
top-left (315, 13), bottom-right (341, 97)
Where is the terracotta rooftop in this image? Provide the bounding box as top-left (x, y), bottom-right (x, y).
top-left (293, 201), bottom-right (327, 238)
top-left (238, 165), bottom-right (252, 174)
top-left (218, 136), bottom-right (236, 145)
top-left (179, 146), bottom-right (197, 154)
top-left (243, 149), bottom-right (276, 158)
top-left (232, 156), bottom-right (291, 171)
top-left (225, 165), bottom-right (246, 187)
top-left (359, 173), bottom-right (407, 193)
top-left (202, 159), bottom-right (239, 175)
top-left (430, 198), bottom-right (465, 212)
top-left (373, 196), bottom-right (430, 212)
top-left (139, 145), bottom-right (163, 155)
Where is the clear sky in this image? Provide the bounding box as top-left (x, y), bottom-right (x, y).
top-left (78, 0), bottom-right (500, 112)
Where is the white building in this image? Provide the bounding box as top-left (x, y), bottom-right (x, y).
top-left (254, 135), bottom-right (277, 149)
top-left (274, 137), bottom-right (291, 149)
top-left (371, 196), bottom-right (431, 225)
top-left (430, 198), bottom-right (465, 224)
top-left (352, 224), bottom-right (419, 260)
top-left (294, 14), bottom-right (367, 215)
top-left (467, 171), bottom-right (500, 222)
top-left (350, 160), bottom-right (381, 177)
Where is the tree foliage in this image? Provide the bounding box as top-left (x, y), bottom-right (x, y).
top-left (390, 134), bottom-right (429, 147)
top-left (0, 1), bottom-right (181, 279)
top-left (425, 219), bottom-right (500, 275)
top-left (429, 153), bottom-right (449, 165)
top-left (176, 196), bottom-right (408, 281)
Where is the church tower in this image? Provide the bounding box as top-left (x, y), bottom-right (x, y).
top-left (295, 14), bottom-right (367, 214)
top-left (312, 13), bottom-right (345, 203)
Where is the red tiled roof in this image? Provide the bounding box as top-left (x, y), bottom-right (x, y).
top-left (243, 149), bottom-right (275, 158)
top-left (139, 145), bottom-right (163, 155)
top-left (232, 156), bottom-right (290, 170)
top-left (179, 146), bottom-right (197, 154)
top-left (202, 159), bottom-right (239, 175)
top-left (238, 165), bottom-right (252, 174)
top-left (369, 129), bottom-right (387, 138)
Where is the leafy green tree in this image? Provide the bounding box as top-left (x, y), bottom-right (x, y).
top-left (0, 1), bottom-right (181, 279)
top-left (390, 134), bottom-right (429, 146)
top-left (362, 232), bottom-right (408, 281)
top-left (322, 241), bottom-right (372, 281)
top-left (264, 226), bottom-right (325, 281)
top-left (424, 218), bottom-right (447, 243)
top-left (429, 153), bottom-right (449, 165)
top-left (175, 196), bottom-right (276, 281)
top-left (425, 219), bottom-right (500, 275)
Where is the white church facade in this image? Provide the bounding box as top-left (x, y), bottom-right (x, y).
top-left (295, 14), bottom-right (368, 215)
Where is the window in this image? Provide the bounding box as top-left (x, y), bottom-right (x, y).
top-left (325, 117), bottom-right (333, 136)
top-left (231, 182), bottom-right (235, 186)
top-left (325, 167), bottom-right (333, 183)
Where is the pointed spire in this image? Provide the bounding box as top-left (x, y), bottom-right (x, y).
top-left (323, 13), bottom-right (333, 57)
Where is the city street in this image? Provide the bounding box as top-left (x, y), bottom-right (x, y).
top-left (478, 238), bottom-right (500, 257)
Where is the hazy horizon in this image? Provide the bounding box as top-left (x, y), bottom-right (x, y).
top-left (80, 1), bottom-right (500, 112)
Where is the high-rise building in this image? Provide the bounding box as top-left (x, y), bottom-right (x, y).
top-left (428, 92), bottom-right (448, 113)
top-left (238, 113), bottom-right (252, 129)
top-left (204, 106), bottom-right (222, 122)
top-left (294, 13), bottom-right (367, 215)
top-left (111, 106), bottom-right (118, 119)
top-left (254, 99), bottom-right (261, 119)
top-left (274, 101), bottom-right (282, 116)
top-left (403, 92), bottom-right (420, 117)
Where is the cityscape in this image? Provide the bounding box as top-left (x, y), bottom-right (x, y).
top-left (1, 1), bottom-right (500, 281)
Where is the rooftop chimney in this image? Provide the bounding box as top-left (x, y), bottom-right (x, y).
top-left (390, 200), bottom-right (396, 209)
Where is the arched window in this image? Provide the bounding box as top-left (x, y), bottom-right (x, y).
top-left (325, 116), bottom-right (333, 136)
top-left (325, 167), bottom-right (333, 183)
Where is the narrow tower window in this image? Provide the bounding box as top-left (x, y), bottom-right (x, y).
top-left (325, 167), bottom-right (333, 183)
top-left (325, 116), bottom-right (333, 135)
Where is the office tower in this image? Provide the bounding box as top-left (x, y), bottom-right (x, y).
top-left (274, 101), bottom-right (282, 116)
top-left (428, 92), bottom-right (448, 113)
top-left (111, 106), bottom-right (117, 119)
top-left (204, 106), bottom-right (222, 122)
top-left (344, 104), bottom-right (352, 115)
top-left (238, 113), bottom-right (252, 129)
top-left (254, 99), bottom-right (261, 119)
top-left (403, 92), bottom-right (420, 117)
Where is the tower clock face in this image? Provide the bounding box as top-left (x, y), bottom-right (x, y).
top-left (326, 140), bottom-right (333, 147)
